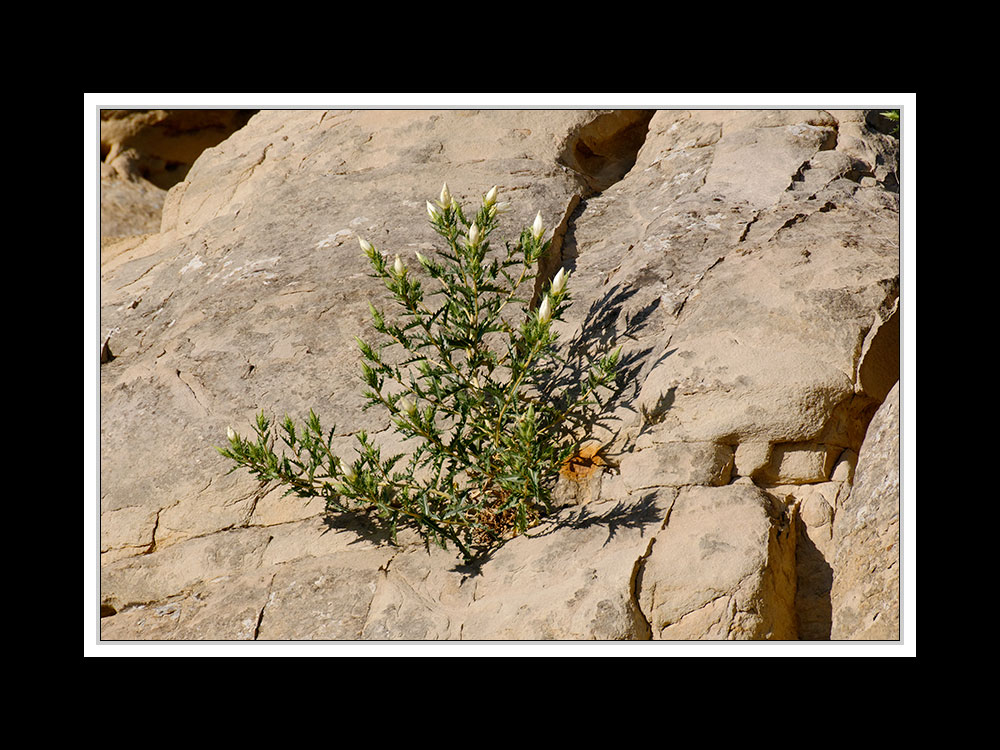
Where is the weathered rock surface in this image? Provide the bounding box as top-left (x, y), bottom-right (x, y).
top-left (99, 109), bottom-right (256, 240)
top-left (98, 109), bottom-right (901, 641)
top-left (830, 381), bottom-right (900, 639)
top-left (636, 483), bottom-right (797, 639)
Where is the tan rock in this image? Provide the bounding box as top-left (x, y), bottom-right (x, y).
top-left (620, 440), bottom-right (734, 489)
top-left (255, 550), bottom-right (393, 640)
top-left (100, 526), bottom-right (272, 614)
top-left (100, 570), bottom-right (274, 641)
top-left (99, 109), bottom-right (256, 241)
top-left (761, 442), bottom-right (839, 484)
top-left (98, 108), bottom-right (900, 641)
top-left (830, 449), bottom-right (857, 483)
top-left (830, 382), bottom-right (900, 640)
top-left (636, 484), bottom-right (797, 640)
top-left (457, 491), bottom-right (673, 640)
top-left (100, 109), bottom-right (257, 190)
top-left (734, 441), bottom-right (771, 478)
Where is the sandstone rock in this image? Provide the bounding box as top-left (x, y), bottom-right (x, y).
top-left (830, 381), bottom-right (900, 640)
top-left (456, 491), bottom-right (671, 640)
top-left (358, 491), bottom-right (670, 640)
top-left (760, 442), bottom-right (839, 484)
top-left (101, 109), bottom-right (257, 190)
top-left (562, 110), bottom-right (899, 458)
top-left (99, 569), bottom-right (275, 640)
top-left (101, 526), bottom-right (273, 614)
top-left (100, 166), bottom-right (166, 240)
top-left (99, 109), bottom-right (256, 241)
top-left (636, 484), bottom-right (797, 640)
top-left (733, 441), bottom-right (771, 478)
top-left (791, 484), bottom-right (837, 640)
top-left (620, 440), bottom-right (733, 489)
top-left (830, 449), bottom-right (857, 483)
top-left (255, 550), bottom-right (393, 640)
top-left (99, 108), bottom-right (901, 642)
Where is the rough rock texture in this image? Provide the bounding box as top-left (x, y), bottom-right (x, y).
top-left (830, 381), bottom-right (900, 639)
top-left (99, 109), bottom-right (256, 240)
top-left (636, 483), bottom-right (797, 639)
top-left (99, 109), bottom-right (901, 640)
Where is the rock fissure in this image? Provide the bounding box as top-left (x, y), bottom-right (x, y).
top-left (628, 536), bottom-right (657, 640)
top-left (540, 111), bottom-right (655, 295)
top-left (143, 510), bottom-right (161, 555)
top-left (253, 573), bottom-right (276, 640)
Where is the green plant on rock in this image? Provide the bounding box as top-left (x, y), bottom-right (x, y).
top-left (880, 109), bottom-right (900, 137)
top-left (218, 184), bottom-right (621, 561)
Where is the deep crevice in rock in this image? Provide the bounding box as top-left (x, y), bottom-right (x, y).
top-left (558, 110), bottom-right (656, 193)
top-left (553, 111), bottom-right (656, 263)
top-left (534, 110), bottom-right (655, 303)
top-left (100, 109), bottom-right (259, 190)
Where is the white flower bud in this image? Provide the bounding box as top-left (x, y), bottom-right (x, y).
top-left (359, 237), bottom-right (373, 254)
top-left (532, 211), bottom-right (544, 241)
top-left (468, 223), bottom-right (481, 245)
top-left (399, 396), bottom-right (417, 416)
top-left (484, 186), bottom-right (498, 206)
top-left (439, 182), bottom-right (452, 208)
top-left (226, 426), bottom-right (236, 441)
top-left (550, 267), bottom-right (568, 295)
top-left (415, 251), bottom-right (428, 266)
top-left (426, 201), bottom-right (439, 220)
top-left (538, 295), bottom-right (552, 325)
top-left (393, 255), bottom-right (405, 276)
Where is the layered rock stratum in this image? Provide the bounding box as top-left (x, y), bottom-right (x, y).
top-left (97, 109), bottom-right (902, 641)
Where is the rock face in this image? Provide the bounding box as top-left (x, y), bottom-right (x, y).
top-left (98, 109), bottom-right (901, 641)
top-left (830, 381), bottom-right (900, 639)
top-left (100, 109), bottom-right (256, 240)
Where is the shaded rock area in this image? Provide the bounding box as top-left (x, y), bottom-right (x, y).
top-left (100, 109), bottom-right (257, 241)
top-left (98, 109), bottom-right (901, 641)
top-left (830, 381), bottom-right (900, 639)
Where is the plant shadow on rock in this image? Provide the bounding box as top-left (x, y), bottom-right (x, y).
top-left (535, 281), bottom-right (665, 447)
top-left (547, 492), bottom-right (664, 545)
top-left (315, 281), bottom-right (671, 577)
top-left (317, 506), bottom-right (399, 548)
top-left (449, 493), bottom-right (666, 577)
top-left (450, 284), bottom-right (671, 577)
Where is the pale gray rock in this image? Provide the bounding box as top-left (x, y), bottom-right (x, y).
top-left (99, 569), bottom-right (275, 640)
